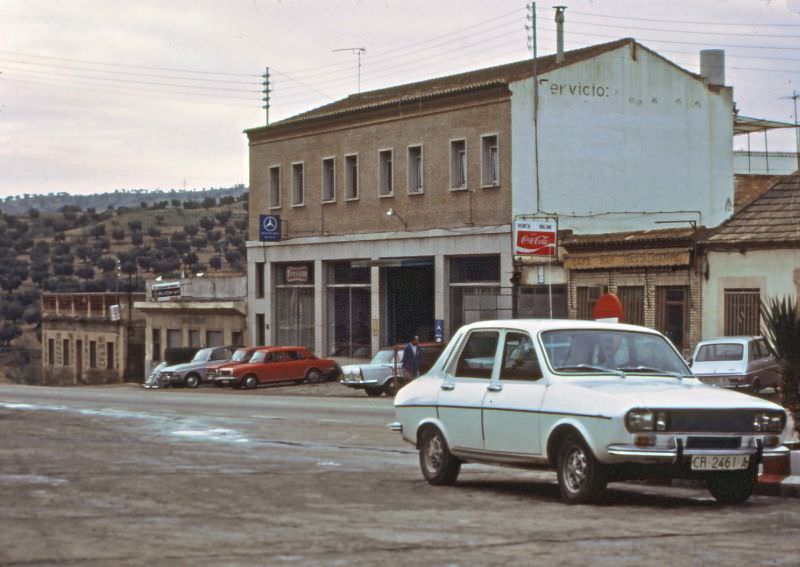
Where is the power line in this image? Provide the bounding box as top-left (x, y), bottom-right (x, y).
top-left (565, 16), bottom-right (800, 40)
top-left (0, 48), bottom-right (260, 78)
top-left (564, 8), bottom-right (800, 28)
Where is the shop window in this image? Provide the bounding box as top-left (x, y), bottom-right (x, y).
top-left (449, 255), bottom-right (507, 331)
top-left (617, 286), bottom-right (645, 326)
top-left (275, 263), bottom-right (314, 349)
top-left (153, 329), bottom-right (161, 362)
top-left (89, 341), bottom-right (97, 369)
top-left (326, 261), bottom-right (371, 358)
top-left (232, 330), bottom-right (243, 347)
top-left (517, 285), bottom-right (567, 318)
top-left (255, 313), bottom-right (265, 346)
top-left (48, 338), bottom-right (55, 366)
top-left (206, 330), bottom-right (224, 347)
top-left (407, 145), bottom-right (423, 194)
top-left (63, 339), bottom-right (70, 367)
top-left (167, 329), bottom-right (182, 349)
top-left (724, 288), bottom-right (760, 336)
top-left (322, 157), bottom-right (335, 202)
top-left (189, 330), bottom-right (201, 348)
top-left (450, 255), bottom-right (499, 283)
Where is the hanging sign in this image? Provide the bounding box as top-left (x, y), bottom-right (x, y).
top-left (514, 219), bottom-right (557, 257)
top-left (259, 215), bottom-right (281, 242)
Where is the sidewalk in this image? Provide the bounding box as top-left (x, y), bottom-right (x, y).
top-left (757, 443), bottom-right (800, 497)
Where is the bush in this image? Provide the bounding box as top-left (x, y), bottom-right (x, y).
top-left (761, 295), bottom-right (800, 434)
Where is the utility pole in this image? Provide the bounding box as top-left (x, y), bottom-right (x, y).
top-left (262, 67), bottom-right (271, 126)
top-left (780, 90), bottom-right (800, 171)
top-left (525, 2), bottom-right (541, 213)
top-left (333, 47), bottom-right (366, 93)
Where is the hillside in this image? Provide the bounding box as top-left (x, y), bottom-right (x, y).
top-left (0, 184), bottom-right (248, 215)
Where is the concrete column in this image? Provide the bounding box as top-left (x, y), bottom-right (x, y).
top-left (435, 254), bottom-right (447, 339)
top-left (314, 259), bottom-right (324, 356)
top-left (371, 261), bottom-right (380, 356)
top-left (264, 260), bottom-right (273, 345)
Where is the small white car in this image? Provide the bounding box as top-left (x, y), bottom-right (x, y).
top-left (690, 336), bottom-right (780, 394)
top-left (392, 320), bottom-right (789, 504)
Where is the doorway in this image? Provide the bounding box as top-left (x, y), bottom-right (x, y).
top-left (657, 286), bottom-right (688, 352)
top-left (383, 260), bottom-right (434, 345)
top-left (76, 339), bottom-right (83, 382)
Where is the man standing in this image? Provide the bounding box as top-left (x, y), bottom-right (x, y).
top-left (402, 335), bottom-right (423, 379)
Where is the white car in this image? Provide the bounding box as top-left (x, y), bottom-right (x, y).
top-left (392, 319), bottom-right (789, 504)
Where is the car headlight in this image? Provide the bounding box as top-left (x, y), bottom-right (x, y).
top-left (753, 411), bottom-right (786, 433)
top-left (626, 409), bottom-right (669, 432)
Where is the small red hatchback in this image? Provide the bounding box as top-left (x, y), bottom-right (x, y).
top-left (212, 346), bottom-right (340, 389)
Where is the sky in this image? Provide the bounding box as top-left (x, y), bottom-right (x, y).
top-left (2, 0), bottom-right (800, 197)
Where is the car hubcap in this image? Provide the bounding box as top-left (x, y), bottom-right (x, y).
top-left (425, 435), bottom-right (444, 473)
top-left (564, 447), bottom-right (588, 493)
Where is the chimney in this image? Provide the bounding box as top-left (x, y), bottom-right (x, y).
top-left (700, 49), bottom-right (725, 86)
top-left (555, 6), bottom-right (567, 63)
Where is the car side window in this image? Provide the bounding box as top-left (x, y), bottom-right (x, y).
top-left (500, 332), bottom-right (542, 381)
top-left (454, 331), bottom-right (499, 379)
top-left (756, 340), bottom-right (770, 359)
top-left (251, 351), bottom-right (266, 363)
top-left (212, 348), bottom-right (231, 361)
top-left (271, 352), bottom-right (285, 362)
top-left (287, 350), bottom-right (304, 360)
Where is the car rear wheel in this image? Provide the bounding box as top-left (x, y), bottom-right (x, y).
top-left (418, 427), bottom-right (460, 485)
top-left (242, 374), bottom-right (258, 390)
top-left (306, 369), bottom-right (322, 384)
top-left (707, 469), bottom-right (755, 504)
top-left (364, 387), bottom-right (382, 397)
top-left (557, 435), bottom-right (607, 504)
top-left (383, 378), bottom-right (399, 397)
top-left (184, 374), bottom-right (200, 389)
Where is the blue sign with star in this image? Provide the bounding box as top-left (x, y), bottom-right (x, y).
top-left (259, 214), bottom-right (281, 242)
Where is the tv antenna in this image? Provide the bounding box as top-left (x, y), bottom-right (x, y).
top-left (333, 47), bottom-right (366, 93)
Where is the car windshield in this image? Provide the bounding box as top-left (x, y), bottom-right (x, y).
top-left (231, 349), bottom-right (252, 362)
top-left (695, 343), bottom-right (744, 362)
top-left (371, 349), bottom-right (400, 364)
top-left (191, 348), bottom-right (213, 363)
top-left (541, 329), bottom-right (690, 377)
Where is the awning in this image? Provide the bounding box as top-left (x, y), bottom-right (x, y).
top-left (564, 248), bottom-right (691, 270)
top-left (734, 115), bottom-right (798, 135)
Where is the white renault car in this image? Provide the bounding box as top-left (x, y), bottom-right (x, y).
top-left (392, 320), bottom-right (789, 504)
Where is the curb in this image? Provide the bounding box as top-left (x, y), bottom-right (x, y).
top-left (755, 448), bottom-right (800, 497)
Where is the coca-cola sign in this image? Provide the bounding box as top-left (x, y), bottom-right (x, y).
top-left (514, 220), bottom-right (557, 257)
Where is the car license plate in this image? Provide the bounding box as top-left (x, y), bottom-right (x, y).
top-left (690, 455), bottom-right (750, 471)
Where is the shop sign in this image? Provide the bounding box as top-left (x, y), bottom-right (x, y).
top-left (286, 265), bottom-right (309, 284)
top-left (514, 219), bottom-right (557, 257)
top-left (151, 281), bottom-right (181, 301)
top-left (259, 214), bottom-right (281, 242)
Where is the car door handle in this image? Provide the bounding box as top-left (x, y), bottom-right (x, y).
top-left (441, 383), bottom-right (455, 391)
top-left (487, 383), bottom-right (502, 392)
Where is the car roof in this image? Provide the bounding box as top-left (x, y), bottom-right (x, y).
top-left (458, 318), bottom-right (662, 335)
top-left (696, 336), bottom-right (759, 346)
top-left (254, 346), bottom-right (309, 352)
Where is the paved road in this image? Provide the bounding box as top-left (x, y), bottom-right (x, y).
top-left (1, 383), bottom-right (799, 566)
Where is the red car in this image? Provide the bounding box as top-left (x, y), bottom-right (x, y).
top-left (212, 346), bottom-right (340, 389)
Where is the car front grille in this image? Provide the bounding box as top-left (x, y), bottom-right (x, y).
top-left (685, 436), bottom-right (742, 449)
top-left (669, 410), bottom-right (756, 433)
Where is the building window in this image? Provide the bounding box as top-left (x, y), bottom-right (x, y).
top-left (724, 288), bottom-right (761, 336)
top-left (255, 261), bottom-right (265, 299)
top-left (292, 162), bottom-right (304, 206)
top-left (48, 338), bottom-right (55, 366)
top-left (255, 313), bottom-right (265, 346)
top-left (656, 286), bottom-right (688, 351)
top-left (617, 286), bottom-right (645, 326)
top-left (269, 165), bottom-right (281, 208)
top-left (106, 342), bottom-right (114, 369)
top-left (153, 329), bottom-right (161, 361)
top-left (322, 157), bottom-right (336, 203)
top-left (379, 149), bottom-right (393, 197)
top-left (206, 330), bottom-right (224, 347)
top-left (275, 263), bottom-right (315, 349)
top-left (450, 139), bottom-right (467, 189)
top-left (188, 330), bottom-right (201, 348)
top-left (407, 145), bottom-right (423, 194)
top-left (89, 341), bottom-right (97, 369)
top-left (167, 329), bottom-right (182, 349)
top-left (576, 286), bottom-right (602, 320)
top-left (345, 154), bottom-right (359, 200)
top-left (63, 339), bottom-right (70, 367)
top-left (481, 134), bottom-right (499, 187)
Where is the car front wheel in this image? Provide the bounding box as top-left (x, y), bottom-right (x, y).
top-left (418, 427), bottom-right (460, 485)
top-left (242, 374), bottom-right (258, 390)
top-left (364, 387), bottom-right (382, 397)
top-left (707, 469), bottom-right (755, 504)
top-left (184, 374), bottom-right (200, 389)
top-left (557, 435), bottom-right (607, 504)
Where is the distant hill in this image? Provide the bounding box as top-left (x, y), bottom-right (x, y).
top-left (0, 185), bottom-right (248, 215)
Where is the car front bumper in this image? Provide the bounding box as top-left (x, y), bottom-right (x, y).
top-left (341, 378), bottom-right (382, 389)
top-left (607, 439), bottom-right (789, 463)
